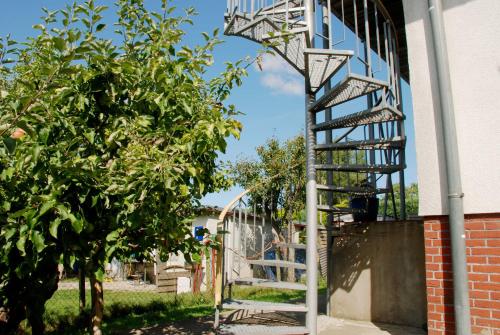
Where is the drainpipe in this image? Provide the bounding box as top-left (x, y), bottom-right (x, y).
top-left (427, 1), bottom-right (472, 334)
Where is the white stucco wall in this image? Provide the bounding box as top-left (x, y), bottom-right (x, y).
top-left (403, 0), bottom-right (500, 216)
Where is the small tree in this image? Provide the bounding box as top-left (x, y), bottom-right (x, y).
top-left (0, 1), bottom-right (248, 334)
top-left (380, 183), bottom-right (419, 218)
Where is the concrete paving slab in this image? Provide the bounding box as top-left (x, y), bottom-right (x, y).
top-left (318, 316), bottom-right (426, 335)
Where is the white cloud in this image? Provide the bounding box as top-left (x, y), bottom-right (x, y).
top-left (255, 54), bottom-right (304, 96)
top-left (261, 73), bottom-right (303, 96)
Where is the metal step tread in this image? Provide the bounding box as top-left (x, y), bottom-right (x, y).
top-left (304, 48), bottom-right (354, 93)
top-left (233, 16), bottom-right (279, 43)
top-left (314, 136), bottom-right (404, 151)
top-left (255, 0), bottom-right (303, 16)
top-left (317, 205), bottom-right (358, 214)
top-left (262, 28), bottom-right (309, 73)
top-left (316, 184), bottom-right (390, 195)
top-left (310, 74), bottom-right (388, 112)
top-left (273, 242), bottom-right (307, 249)
top-left (224, 14), bottom-right (251, 36)
top-left (218, 324), bottom-right (309, 335)
top-left (245, 259), bottom-right (306, 270)
top-left (230, 277), bottom-right (307, 290)
top-left (222, 299), bottom-right (308, 312)
top-left (313, 105), bottom-right (403, 131)
top-left (314, 164), bottom-right (403, 174)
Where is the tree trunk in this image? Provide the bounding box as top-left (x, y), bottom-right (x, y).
top-left (79, 260), bottom-right (86, 312)
top-left (90, 272), bottom-right (104, 335)
top-left (287, 220), bottom-right (295, 281)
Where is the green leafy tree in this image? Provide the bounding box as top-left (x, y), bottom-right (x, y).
top-left (379, 183), bottom-right (419, 218)
top-left (0, 1), bottom-right (248, 334)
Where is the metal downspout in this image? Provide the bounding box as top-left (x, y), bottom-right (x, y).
top-left (428, 1), bottom-right (471, 334)
top-left (304, 0), bottom-right (318, 334)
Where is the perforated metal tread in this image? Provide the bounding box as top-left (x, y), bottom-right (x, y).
top-left (224, 13), bottom-right (250, 36)
top-left (234, 17), bottom-right (279, 43)
top-left (314, 164), bottom-right (403, 174)
top-left (230, 277), bottom-right (307, 290)
top-left (254, 0), bottom-right (303, 18)
top-left (312, 105), bottom-right (403, 131)
top-left (222, 299), bottom-right (308, 312)
top-left (317, 205), bottom-right (358, 214)
top-left (310, 74), bottom-right (388, 112)
top-left (316, 184), bottom-right (390, 195)
top-left (314, 136), bottom-right (405, 151)
top-left (218, 324), bottom-right (309, 335)
top-left (304, 48), bottom-right (353, 93)
top-left (245, 259), bottom-right (307, 270)
top-left (263, 28), bottom-right (310, 74)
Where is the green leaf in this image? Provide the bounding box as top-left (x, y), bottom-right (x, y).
top-left (39, 200), bottom-right (56, 216)
top-left (96, 23), bottom-right (106, 32)
top-left (53, 37), bottom-right (66, 51)
top-left (106, 231), bottom-right (119, 242)
top-left (95, 268), bottom-right (104, 282)
top-left (3, 137), bottom-right (16, 154)
top-left (71, 219), bottom-right (83, 234)
top-left (49, 218), bottom-right (61, 238)
top-left (16, 236), bottom-right (26, 255)
top-left (31, 231), bottom-right (46, 253)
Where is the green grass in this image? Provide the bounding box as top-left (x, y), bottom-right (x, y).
top-left (41, 282), bottom-right (324, 334)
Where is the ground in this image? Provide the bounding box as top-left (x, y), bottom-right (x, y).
top-left (113, 313), bottom-right (426, 335)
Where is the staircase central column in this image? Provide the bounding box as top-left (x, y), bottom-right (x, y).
top-left (304, 1), bottom-right (318, 335)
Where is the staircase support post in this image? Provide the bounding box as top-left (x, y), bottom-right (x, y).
top-left (305, 1), bottom-right (317, 334)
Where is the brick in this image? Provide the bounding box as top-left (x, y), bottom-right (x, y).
top-left (473, 264), bottom-right (500, 274)
top-left (469, 231), bottom-right (500, 239)
top-left (472, 248), bottom-right (500, 256)
top-left (469, 290), bottom-right (490, 299)
top-left (488, 257), bottom-right (500, 265)
top-left (468, 273), bottom-right (489, 282)
top-left (466, 222), bottom-right (486, 230)
top-left (467, 239), bottom-right (487, 247)
top-left (485, 221), bottom-right (500, 230)
top-left (468, 256), bottom-right (489, 264)
top-left (474, 282), bottom-right (500, 291)
top-left (488, 240), bottom-right (500, 247)
top-left (471, 308), bottom-right (492, 318)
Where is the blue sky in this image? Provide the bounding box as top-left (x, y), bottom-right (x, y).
top-left (0, 0), bottom-right (418, 207)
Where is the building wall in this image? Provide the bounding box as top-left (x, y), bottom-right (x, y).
top-left (329, 221), bottom-right (427, 328)
top-left (402, 0), bottom-right (500, 216)
top-left (424, 214), bottom-right (500, 335)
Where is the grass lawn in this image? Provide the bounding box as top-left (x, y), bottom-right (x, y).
top-left (42, 285), bottom-right (311, 334)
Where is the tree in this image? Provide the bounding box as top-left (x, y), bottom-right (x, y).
top-left (0, 1), bottom-right (248, 334)
top-left (379, 183), bottom-right (419, 218)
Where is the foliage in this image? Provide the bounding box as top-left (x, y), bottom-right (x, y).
top-left (379, 183), bottom-right (419, 218)
top-left (41, 286), bottom-right (311, 334)
top-left (0, 0), bottom-right (248, 333)
top-left (230, 135), bottom-right (306, 231)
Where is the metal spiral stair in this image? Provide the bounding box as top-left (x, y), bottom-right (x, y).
top-left (219, 1), bottom-right (407, 334)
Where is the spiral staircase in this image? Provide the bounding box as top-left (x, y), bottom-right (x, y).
top-left (215, 1), bottom-right (406, 334)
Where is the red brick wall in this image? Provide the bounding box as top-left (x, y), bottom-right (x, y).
top-left (424, 213), bottom-right (500, 335)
